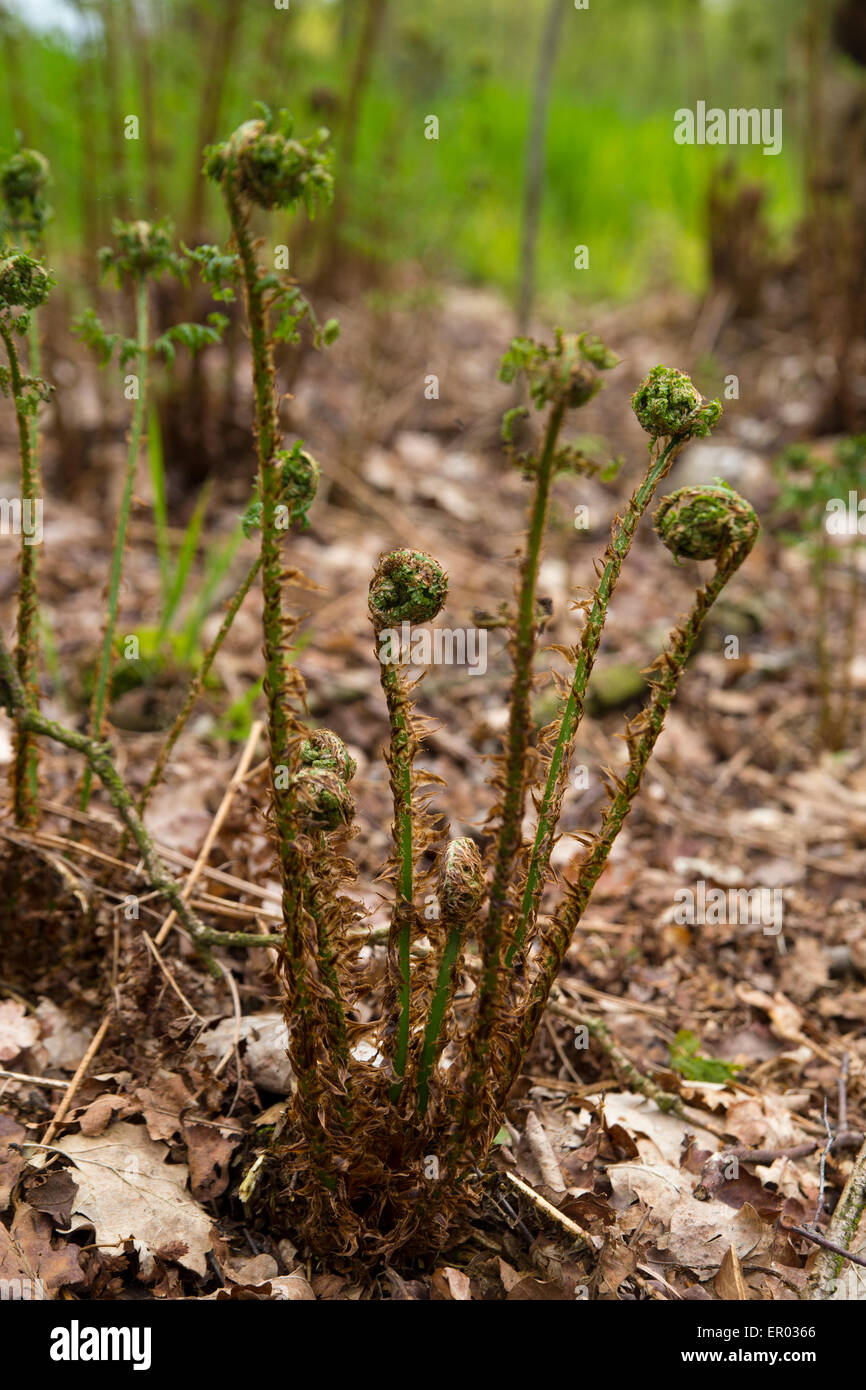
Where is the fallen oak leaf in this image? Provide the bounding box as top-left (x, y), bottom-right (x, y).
top-left (23, 1168), bottom-right (78, 1225)
top-left (54, 1120), bottom-right (214, 1277)
top-left (183, 1118), bottom-right (242, 1202)
top-left (135, 1068), bottom-right (193, 1143)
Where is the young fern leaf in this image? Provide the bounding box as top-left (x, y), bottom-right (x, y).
top-left (495, 483), bottom-right (759, 1113)
top-left (455, 365), bottom-right (724, 1150)
top-left (368, 548), bottom-right (448, 1101)
top-left (509, 366), bottom-right (723, 969)
top-left (461, 331), bottom-right (617, 1140)
top-left (205, 111), bottom-right (348, 1187)
top-left (77, 219), bottom-right (194, 811)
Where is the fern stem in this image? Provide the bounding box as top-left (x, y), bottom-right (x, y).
top-left (378, 650), bottom-right (416, 1099)
top-left (415, 922), bottom-right (463, 1117)
top-left (225, 173), bottom-right (335, 1174)
top-left (0, 319), bottom-right (41, 826)
top-left (81, 277), bottom-right (149, 811)
top-left (508, 435), bottom-right (682, 966)
top-left (497, 507), bottom-right (758, 1110)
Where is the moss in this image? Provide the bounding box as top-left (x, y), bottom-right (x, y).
top-left (631, 365), bottom-right (721, 441)
top-left (300, 729), bottom-right (357, 782)
top-left (368, 548), bottom-right (448, 628)
top-left (653, 484), bottom-right (759, 561)
top-left (586, 661), bottom-right (648, 715)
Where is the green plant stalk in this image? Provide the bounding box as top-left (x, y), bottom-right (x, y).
top-left (415, 920), bottom-right (464, 1116)
top-left (135, 553), bottom-right (262, 822)
top-left (467, 399), bottom-right (566, 1102)
top-left (508, 435), bottom-right (683, 967)
top-left (0, 320), bottom-right (41, 826)
top-left (377, 646), bottom-right (416, 1101)
top-left (81, 278), bottom-right (149, 811)
top-left (225, 171), bottom-right (336, 1178)
top-left (496, 531), bottom-right (756, 1113)
top-left (147, 404), bottom-right (172, 607)
top-left (154, 480), bottom-right (211, 647)
top-left (0, 628), bottom-right (282, 973)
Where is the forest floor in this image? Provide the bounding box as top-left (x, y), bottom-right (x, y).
top-left (1, 271), bottom-right (865, 1300)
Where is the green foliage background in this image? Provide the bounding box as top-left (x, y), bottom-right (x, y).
top-left (0, 0), bottom-right (816, 305)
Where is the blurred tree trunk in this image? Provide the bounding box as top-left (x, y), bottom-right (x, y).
top-left (186, 0), bottom-right (244, 241)
top-left (99, 0), bottom-right (129, 218)
top-left (320, 0), bottom-right (388, 280)
top-left (129, 0), bottom-right (160, 217)
top-left (0, 4), bottom-right (30, 142)
top-left (516, 0), bottom-right (567, 336)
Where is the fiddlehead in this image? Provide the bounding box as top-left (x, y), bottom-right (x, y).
top-left (497, 484), bottom-right (759, 1108)
top-left (368, 548), bottom-right (448, 1100)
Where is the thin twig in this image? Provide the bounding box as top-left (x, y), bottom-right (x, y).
top-left (0, 1068), bottom-right (71, 1089)
top-left (503, 1170), bottom-right (591, 1250)
top-left (42, 1014), bottom-right (112, 1144)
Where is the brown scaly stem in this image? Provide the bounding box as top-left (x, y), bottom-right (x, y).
top-left (1, 158), bottom-right (51, 825)
top-left (0, 627), bottom-right (282, 975)
top-left (483, 401), bottom-right (565, 964)
top-left (459, 332), bottom-right (618, 1147)
top-left (205, 111), bottom-right (344, 1181)
top-left (458, 399), bottom-right (565, 1136)
top-left (379, 658), bottom-right (417, 1096)
top-left (225, 170), bottom-right (324, 1157)
top-left (507, 433), bottom-right (683, 969)
top-left (493, 485), bottom-right (758, 1114)
top-left (0, 318), bottom-right (42, 826)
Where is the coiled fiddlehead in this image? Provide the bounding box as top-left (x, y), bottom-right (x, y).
top-left (206, 109), bottom-right (343, 1193)
top-left (455, 363), bottom-right (722, 1151)
top-left (495, 483), bottom-right (759, 1110)
top-left (369, 548), bottom-right (448, 1100)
